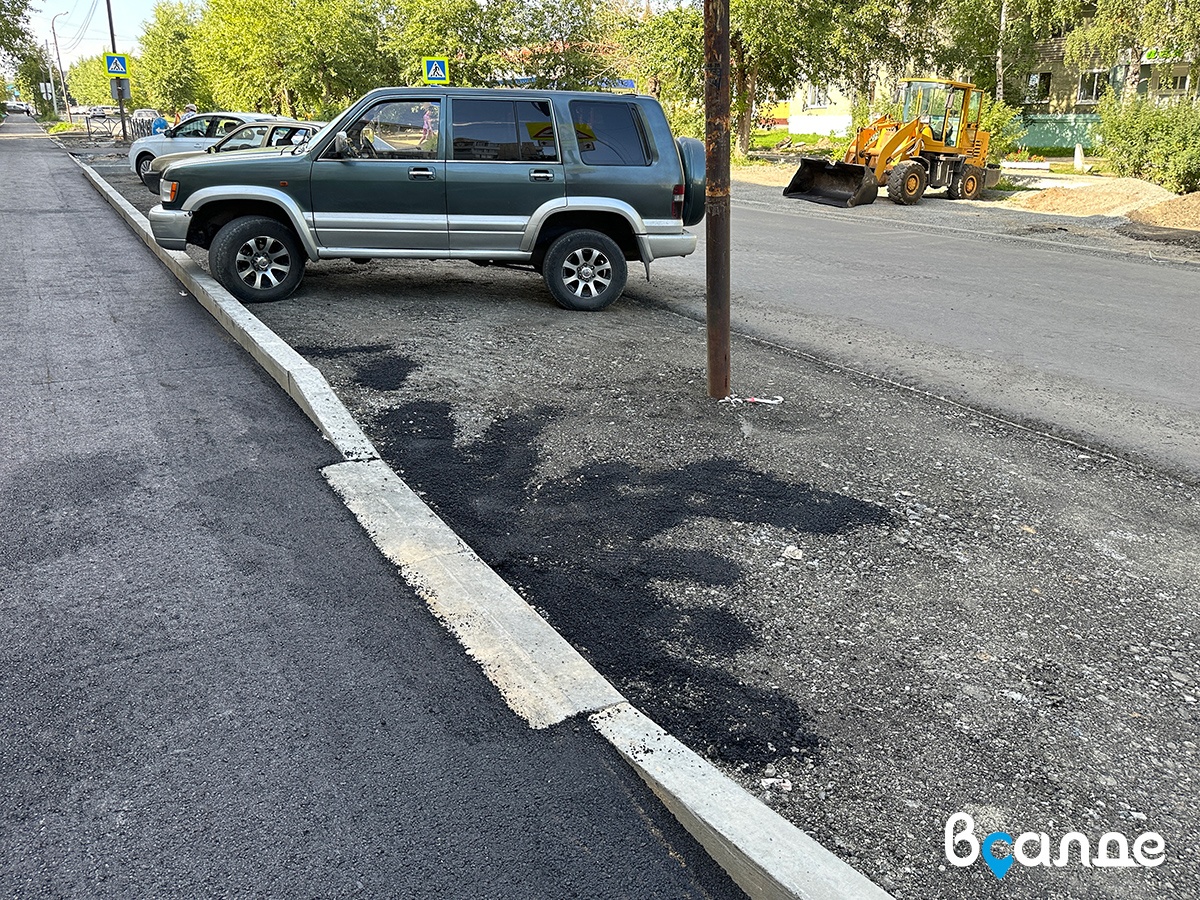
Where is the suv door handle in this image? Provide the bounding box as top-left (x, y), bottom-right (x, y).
top-left (408, 167), bottom-right (436, 180)
top-left (529, 169), bottom-right (555, 182)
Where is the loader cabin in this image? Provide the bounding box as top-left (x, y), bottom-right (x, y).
top-left (901, 79), bottom-right (982, 151)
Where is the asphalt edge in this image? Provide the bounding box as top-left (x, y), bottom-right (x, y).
top-left (75, 156), bottom-right (896, 900)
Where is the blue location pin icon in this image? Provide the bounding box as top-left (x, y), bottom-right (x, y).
top-left (981, 831), bottom-right (1015, 880)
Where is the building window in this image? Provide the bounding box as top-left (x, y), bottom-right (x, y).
top-left (806, 85), bottom-right (830, 108)
top-left (1078, 70), bottom-right (1108, 103)
top-left (1025, 72), bottom-right (1052, 103)
top-left (1168, 73), bottom-right (1189, 92)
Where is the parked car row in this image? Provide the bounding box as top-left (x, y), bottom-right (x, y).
top-left (140, 118), bottom-right (326, 194)
top-left (128, 111), bottom-right (277, 181)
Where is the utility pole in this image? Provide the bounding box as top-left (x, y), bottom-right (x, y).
top-left (50, 12), bottom-right (73, 124)
top-left (104, 0), bottom-right (127, 140)
top-left (704, 0), bottom-right (731, 398)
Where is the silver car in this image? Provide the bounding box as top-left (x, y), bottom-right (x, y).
top-left (128, 112), bottom-right (275, 183)
top-left (143, 119), bottom-right (325, 194)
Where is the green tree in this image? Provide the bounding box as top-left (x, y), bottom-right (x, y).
top-left (508, 0), bottom-right (625, 90)
top-left (729, 0), bottom-right (833, 153)
top-left (824, 0), bottom-right (938, 104)
top-left (196, 0), bottom-right (390, 117)
top-left (622, 0), bottom-right (830, 153)
top-left (285, 0), bottom-right (392, 114)
top-left (66, 54), bottom-right (117, 105)
top-left (65, 54), bottom-right (151, 108)
top-left (1, 0), bottom-right (32, 65)
top-left (380, 0), bottom-right (518, 87)
top-left (195, 0), bottom-right (292, 113)
top-left (619, 6), bottom-right (705, 136)
top-left (138, 2), bottom-right (213, 113)
top-left (12, 42), bottom-right (54, 115)
top-left (934, 0), bottom-right (1054, 101)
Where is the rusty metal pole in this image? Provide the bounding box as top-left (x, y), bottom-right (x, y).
top-left (704, 0), bottom-right (731, 398)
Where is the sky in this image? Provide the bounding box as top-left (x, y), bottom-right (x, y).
top-left (27, 0), bottom-right (157, 70)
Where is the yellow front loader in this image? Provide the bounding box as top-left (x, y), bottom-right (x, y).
top-left (783, 78), bottom-right (1002, 207)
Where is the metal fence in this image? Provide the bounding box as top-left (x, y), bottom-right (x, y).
top-left (82, 115), bottom-right (156, 140)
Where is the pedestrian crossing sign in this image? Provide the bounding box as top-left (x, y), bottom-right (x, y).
top-left (105, 54), bottom-right (128, 76)
top-left (422, 57), bottom-right (449, 85)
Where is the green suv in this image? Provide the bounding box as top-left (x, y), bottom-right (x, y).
top-left (149, 87), bottom-right (706, 311)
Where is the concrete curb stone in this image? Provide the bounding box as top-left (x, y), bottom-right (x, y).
top-left (74, 155), bottom-right (895, 900)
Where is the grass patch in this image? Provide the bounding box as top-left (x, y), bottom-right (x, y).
top-left (749, 130), bottom-right (837, 151)
top-left (993, 178), bottom-right (1037, 191)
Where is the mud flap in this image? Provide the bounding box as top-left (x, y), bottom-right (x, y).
top-left (782, 158), bottom-right (879, 208)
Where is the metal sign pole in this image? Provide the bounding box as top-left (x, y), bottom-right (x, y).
top-left (104, 0), bottom-right (127, 141)
top-left (704, 0), bottom-right (731, 398)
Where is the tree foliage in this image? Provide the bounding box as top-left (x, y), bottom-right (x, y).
top-left (138, 2), bottom-right (213, 113)
top-left (378, 0), bottom-right (516, 87)
top-left (618, 6), bottom-right (705, 137)
top-left (65, 53), bottom-right (152, 108)
top-left (1, 0), bottom-right (32, 65)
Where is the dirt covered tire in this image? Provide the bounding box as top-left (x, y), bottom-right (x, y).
top-left (542, 229), bottom-right (627, 311)
top-left (948, 164), bottom-right (985, 201)
top-left (887, 160), bottom-right (927, 205)
top-left (136, 153), bottom-right (155, 184)
top-left (210, 216), bottom-right (304, 304)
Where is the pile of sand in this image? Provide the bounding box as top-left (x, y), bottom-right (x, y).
top-left (1003, 177), bottom-right (1174, 218)
top-left (1127, 191), bottom-right (1200, 230)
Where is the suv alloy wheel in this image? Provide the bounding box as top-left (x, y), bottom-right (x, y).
top-left (543, 230), bottom-right (628, 312)
top-left (210, 216), bottom-right (304, 303)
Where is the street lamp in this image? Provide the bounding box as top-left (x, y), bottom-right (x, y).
top-left (50, 12), bottom-right (73, 123)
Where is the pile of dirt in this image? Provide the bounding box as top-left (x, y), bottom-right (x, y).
top-left (1128, 191), bottom-right (1200, 230)
top-left (1003, 177), bottom-right (1174, 217)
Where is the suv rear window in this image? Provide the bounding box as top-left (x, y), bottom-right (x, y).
top-left (451, 99), bottom-right (558, 162)
top-left (570, 101), bottom-right (650, 166)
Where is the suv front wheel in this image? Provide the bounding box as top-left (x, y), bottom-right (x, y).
top-left (542, 230), bottom-right (628, 312)
top-left (210, 216), bottom-right (304, 303)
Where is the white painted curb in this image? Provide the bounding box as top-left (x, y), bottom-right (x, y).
top-left (78, 158), bottom-right (894, 900)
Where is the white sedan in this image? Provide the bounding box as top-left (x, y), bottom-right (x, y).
top-left (128, 112), bottom-right (275, 183)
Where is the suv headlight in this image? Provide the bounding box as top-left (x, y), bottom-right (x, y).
top-left (160, 179), bottom-right (178, 203)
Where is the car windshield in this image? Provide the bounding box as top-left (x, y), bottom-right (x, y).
top-left (292, 109), bottom-right (352, 154)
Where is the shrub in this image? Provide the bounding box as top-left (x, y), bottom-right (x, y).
top-left (1097, 95), bottom-right (1200, 193)
top-left (979, 97), bottom-right (1026, 164)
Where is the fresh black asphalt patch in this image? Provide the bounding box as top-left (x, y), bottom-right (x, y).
top-left (298, 347), bottom-right (894, 765)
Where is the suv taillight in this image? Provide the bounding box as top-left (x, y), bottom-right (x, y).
top-left (672, 184), bottom-right (685, 219)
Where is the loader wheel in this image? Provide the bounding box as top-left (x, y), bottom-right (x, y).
top-left (948, 164), bottom-right (985, 201)
top-left (888, 161), bottom-right (927, 205)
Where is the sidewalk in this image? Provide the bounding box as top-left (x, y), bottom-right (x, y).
top-left (0, 117), bottom-right (744, 899)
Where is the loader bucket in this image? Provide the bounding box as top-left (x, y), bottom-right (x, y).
top-left (782, 158), bottom-right (879, 208)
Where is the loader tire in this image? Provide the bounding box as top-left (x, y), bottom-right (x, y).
top-left (888, 160), bottom-right (927, 205)
top-left (948, 164), bottom-right (985, 201)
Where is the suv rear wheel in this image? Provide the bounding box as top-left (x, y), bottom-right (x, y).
top-left (210, 216), bottom-right (304, 303)
top-left (542, 230), bottom-right (628, 311)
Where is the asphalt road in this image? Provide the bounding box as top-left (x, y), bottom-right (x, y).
top-left (641, 185), bottom-right (1200, 482)
top-left (0, 118), bottom-right (744, 899)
